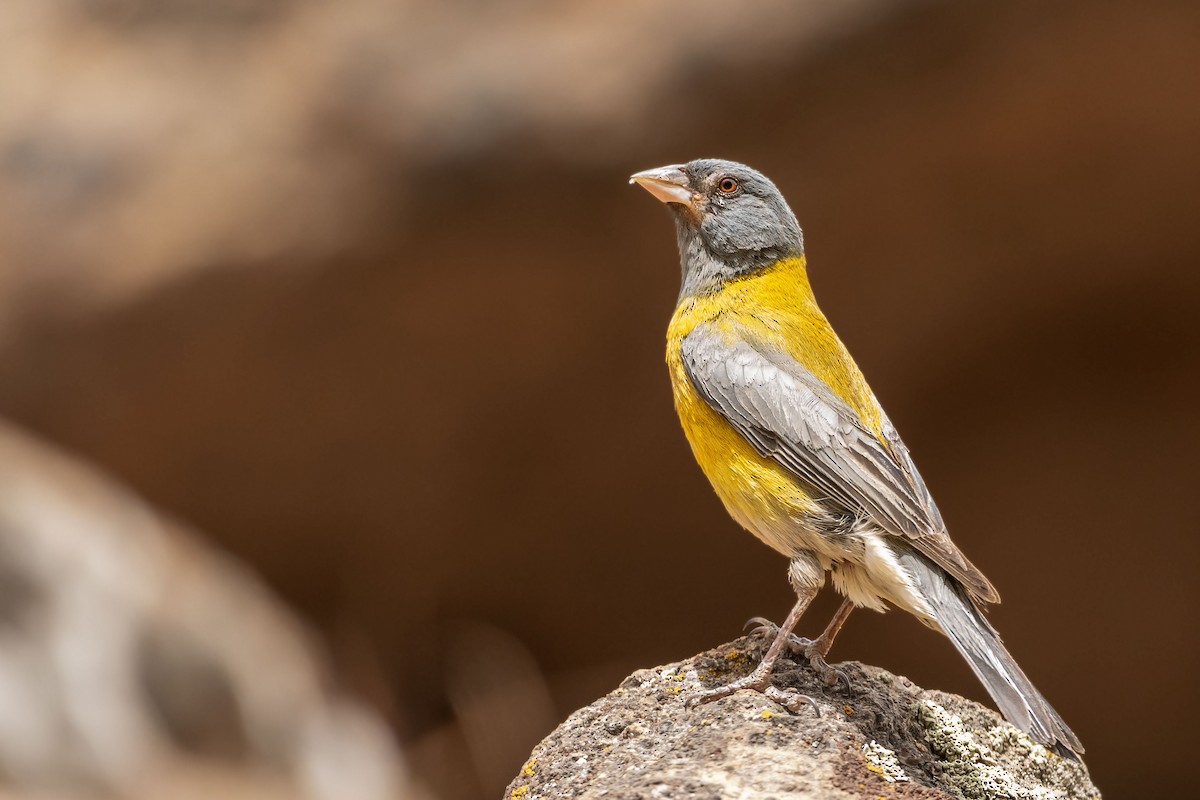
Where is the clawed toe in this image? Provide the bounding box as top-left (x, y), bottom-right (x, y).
top-left (805, 649), bottom-right (851, 693)
top-left (744, 615), bottom-right (775, 633)
top-left (684, 670), bottom-right (820, 717)
top-left (744, 616), bottom-right (814, 654)
top-left (764, 686), bottom-right (821, 716)
top-left (700, 593), bottom-right (827, 717)
top-left (685, 666), bottom-right (774, 709)
top-left (743, 615), bottom-right (777, 639)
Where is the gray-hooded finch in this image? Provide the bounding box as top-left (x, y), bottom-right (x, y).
top-left (631, 158), bottom-right (1083, 760)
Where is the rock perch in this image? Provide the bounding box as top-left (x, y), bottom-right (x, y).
top-left (505, 636), bottom-right (1098, 799)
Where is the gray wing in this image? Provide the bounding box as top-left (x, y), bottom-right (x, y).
top-left (681, 322), bottom-right (998, 603)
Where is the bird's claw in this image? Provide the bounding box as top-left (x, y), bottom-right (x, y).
top-left (744, 616), bottom-right (815, 651)
top-left (684, 666), bottom-right (772, 708)
top-left (764, 685), bottom-right (821, 716)
top-left (743, 615), bottom-right (776, 639)
top-left (742, 615), bottom-right (851, 693)
top-left (806, 650), bottom-right (852, 694)
top-left (684, 671), bottom-right (819, 717)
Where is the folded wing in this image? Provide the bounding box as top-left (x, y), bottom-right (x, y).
top-left (681, 322), bottom-right (998, 604)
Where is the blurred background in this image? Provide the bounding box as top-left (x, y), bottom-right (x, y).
top-left (0, 0), bottom-right (1196, 797)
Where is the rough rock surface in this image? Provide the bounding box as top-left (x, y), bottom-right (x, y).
top-left (505, 636), bottom-right (1099, 800)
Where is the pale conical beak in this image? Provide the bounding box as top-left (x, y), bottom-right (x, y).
top-left (629, 164), bottom-right (696, 207)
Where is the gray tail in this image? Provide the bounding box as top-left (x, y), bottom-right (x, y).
top-left (904, 554), bottom-right (1084, 760)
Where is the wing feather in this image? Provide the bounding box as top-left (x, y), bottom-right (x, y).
top-left (681, 323), bottom-right (998, 603)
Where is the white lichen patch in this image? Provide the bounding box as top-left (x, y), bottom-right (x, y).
top-left (984, 723), bottom-right (1052, 767)
top-left (917, 700), bottom-right (1081, 800)
top-left (861, 740), bottom-right (909, 783)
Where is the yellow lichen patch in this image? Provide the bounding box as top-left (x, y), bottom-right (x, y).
top-left (520, 758), bottom-right (536, 777)
top-left (760, 709), bottom-right (776, 719)
top-left (510, 787), bottom-right (529, 800)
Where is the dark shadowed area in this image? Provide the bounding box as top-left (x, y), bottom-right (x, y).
top-left (0, 1), bottom-right (1196, 798)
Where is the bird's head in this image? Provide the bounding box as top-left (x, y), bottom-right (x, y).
top-left (631, 159), bottom-right (804, 298)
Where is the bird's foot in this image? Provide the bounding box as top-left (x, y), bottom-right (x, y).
top-left (745, 616), bottom-right (851, 692)
top-left (746, 616), bottom-right (808, 649)
top-left (694, 592), bottom-right (824, 715)
top-left (804, 648), bottom-right (851, 692)
top-left (684, 660), bottom-right (819, 716)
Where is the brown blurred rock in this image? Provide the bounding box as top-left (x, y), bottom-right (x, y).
top-left (0, 420), bottom-right (422, 799)
top-left (0, 0), bottom-right (884, 328)
top-left (505, 637), bottom-right (1099, 800)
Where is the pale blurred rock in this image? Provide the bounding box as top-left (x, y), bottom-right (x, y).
top-left (0, 419), bottom-right (423, 799)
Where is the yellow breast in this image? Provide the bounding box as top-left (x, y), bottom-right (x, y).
top-left (665, 256), bottom-right (885, 556)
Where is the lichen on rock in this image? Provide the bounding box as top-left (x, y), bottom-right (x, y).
top-left (916, 695), bottom-right (1096, 800)
top-left (505, 636), bottom-right (1099, 800)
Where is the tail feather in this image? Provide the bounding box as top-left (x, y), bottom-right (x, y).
top-left (900, 551), bottom-right (1084, 759)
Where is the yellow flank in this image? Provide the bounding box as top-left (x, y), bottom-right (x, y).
top-left (665, 255), bottom-right (885, 557)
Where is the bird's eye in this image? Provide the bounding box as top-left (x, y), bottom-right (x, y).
top-left (718, 177), bottom-right (739, 193)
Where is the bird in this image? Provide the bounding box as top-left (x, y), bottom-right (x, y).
top-left (630, 158), bottom-right (1083, 760)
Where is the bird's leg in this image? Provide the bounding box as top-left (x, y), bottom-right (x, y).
top-left (686, 588), bottom-right (819, 715)
top-left (747, 598), bottom-right (855, 691)
top-left (800, 598), bottom-right (854, 690)
top-left (803, 597), bottom-right (853, 657)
